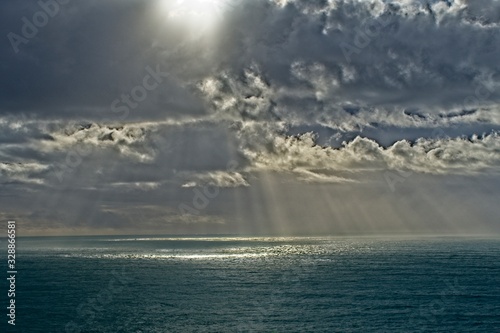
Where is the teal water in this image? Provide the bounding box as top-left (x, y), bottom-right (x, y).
top-left (2, 236), bottom-right (500, 332)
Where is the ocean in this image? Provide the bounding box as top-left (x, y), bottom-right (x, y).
top-left (3, 236), bottom-right (500, 332)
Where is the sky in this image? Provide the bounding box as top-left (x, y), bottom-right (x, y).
top-left (0, 0), bottom-right (499, 236)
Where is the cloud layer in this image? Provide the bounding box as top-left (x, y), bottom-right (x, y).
top-left (1, 0), bottom-right (499, 234)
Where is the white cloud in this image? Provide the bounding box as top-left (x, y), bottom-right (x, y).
top-left (0, 162), bottom-right (49, 184)
top-left (180, 171), bottom-right (249, 188)
top-left (239, 129), bottom-right (500, 180)
top-left (109, 181), bottom-right (161, 191)
top-left (40, 123), bottom-right (155, 162)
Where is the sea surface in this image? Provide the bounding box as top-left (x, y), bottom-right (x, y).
top-left (2, 236), bottom-right (500, 332)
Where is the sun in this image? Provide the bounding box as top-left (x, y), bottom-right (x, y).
top-left (158, 0), bottom-right (232, 32)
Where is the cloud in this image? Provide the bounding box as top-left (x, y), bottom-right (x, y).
top-left (180, 170), bottom-right (249, 188)
top-left (1, 0), bottom-right (498, 125)
top-left (291, 168), bottom-right (358, 184)
top-left (239, 130), bottom-right (500, 180)
top-left (39, 122), bottom-right (155, 162)
top-left (0, 161), bottom-right (49, 184)
top-left (196, 0), bottom-right (500, 130)
top-left (109, 181), bottom-right (162, 191)
top-left (0, 115), bottom-right (498, 188)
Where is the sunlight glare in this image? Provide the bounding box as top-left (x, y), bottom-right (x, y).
top-left (161, 0), bottom-right (230, 32)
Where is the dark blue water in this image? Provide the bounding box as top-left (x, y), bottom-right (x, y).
top-left (2, 236), bottom-right (500, 332)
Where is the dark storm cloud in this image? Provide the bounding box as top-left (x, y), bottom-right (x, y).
top-left (2, 0), bottom-right (499, 123)
top-left (0, 0), bottom-right (208, 120)
top-left (202, 0), bottom-right (500, 126)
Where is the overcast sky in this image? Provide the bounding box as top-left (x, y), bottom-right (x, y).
top-left (1, 0), bottom-right (499, 236)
